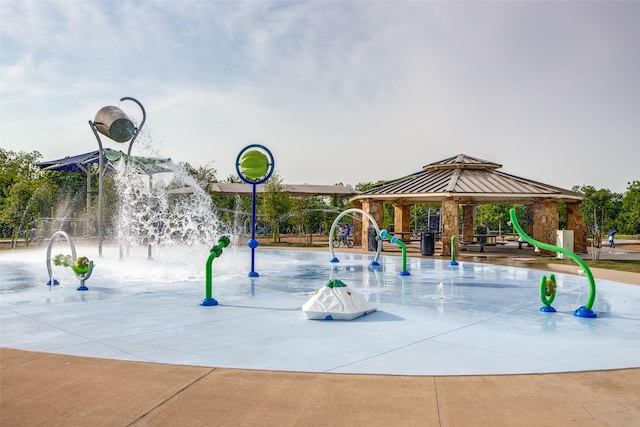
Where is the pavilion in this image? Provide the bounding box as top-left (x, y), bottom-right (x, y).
top-left (348, 154), bottom-right (586, 256)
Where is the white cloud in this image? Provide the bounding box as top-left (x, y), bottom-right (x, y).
top-left (1, 0), bottom-right (638, 192)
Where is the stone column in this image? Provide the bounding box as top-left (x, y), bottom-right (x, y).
top-left (526, 204), bottom-right (534, 235)
top-left (567, 202), bottom-right (587, 253)
top-left (360, 200), bottom-right (384, 250)
top-left (351, 200), bottom-right (363, 247)
top-left (462, 204), bottom-right (474, 243)
top-left (394, 203), bottom-right (411, 238)
top-left (532, 201), bottom-right (559, 256)
top-left (441, 199), bottom-right (459, 256)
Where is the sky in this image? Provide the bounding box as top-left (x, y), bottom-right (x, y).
top-left (1, 0), bottom-right (639, 194)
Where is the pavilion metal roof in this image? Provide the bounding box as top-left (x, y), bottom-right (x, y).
top-left (209, 183), bottom-right (359, 197)
top-left (351, 154), bottom-right (583, 204)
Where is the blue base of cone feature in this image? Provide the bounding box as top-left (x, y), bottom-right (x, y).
top-left (574, 306), bottom-right (597, 318)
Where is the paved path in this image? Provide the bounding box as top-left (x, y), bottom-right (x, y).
top-left (2, 348), bottom-right (639, 427)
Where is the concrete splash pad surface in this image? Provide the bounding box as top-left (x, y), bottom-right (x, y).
top-left (1, 245), bottom-right (639, 376)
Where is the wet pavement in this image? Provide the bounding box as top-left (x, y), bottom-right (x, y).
top-left (2, 243), bottom-right (639, 426)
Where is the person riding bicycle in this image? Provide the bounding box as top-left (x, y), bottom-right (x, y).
top-left (340, 224), bottom-right (351, 245)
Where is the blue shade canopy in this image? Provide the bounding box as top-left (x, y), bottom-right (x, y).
top-left (36, 149), bottom-right (173, 175)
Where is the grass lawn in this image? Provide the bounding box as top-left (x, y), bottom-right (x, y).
top-left (523, 257), bottom-right (640, 274)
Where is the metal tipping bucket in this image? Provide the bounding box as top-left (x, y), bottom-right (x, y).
top-left (93, 106), bottom-right (135, 142)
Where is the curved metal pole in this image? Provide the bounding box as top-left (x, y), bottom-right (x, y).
top-left (120, 97), bottom-right (146, 157)
top-left (509, 208), bottom-right (596, 317)
top-left (249, 182), bottom-right (259, 277)
top-left (89, 121), bottom-right (106, 257)
top-left (46, 231), bottom-right (77, 286)
top-left (329, 208), bottom-right (382, 265)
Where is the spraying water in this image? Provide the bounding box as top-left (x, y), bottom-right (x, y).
top-left (112, 157), bottom-right (227, 251)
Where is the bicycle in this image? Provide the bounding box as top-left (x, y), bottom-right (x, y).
top-left (332, 232), bottom-right (354, 248)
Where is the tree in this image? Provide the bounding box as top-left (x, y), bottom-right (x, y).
top-left (572, 185), bottom-right (622, 233)
top-left (0, 149), bottom-right (42, 193)
top-left (43, 169), bottom-right (90, 233)
top-left (211, 174), bottom-right (253, 234)
top-left (0, 149), bottom-right (45, 240)
top-left (290, 196), bottom-right (327, 245)
top-left (258, 172), bottom-right (292, 241)
top-left (617, 181), bottom-right (640, 235)
top-left (476, 204), bottom-right (527, 233)
top-left (178, 161), bottom-right (217, 196)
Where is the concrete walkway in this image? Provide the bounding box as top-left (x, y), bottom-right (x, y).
top-left (2, 348), bottom-right (639, 426)
top-left (2, 243), bottom-right (639, 426)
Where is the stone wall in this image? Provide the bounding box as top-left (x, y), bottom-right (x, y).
top-left (351, 201), bottom-right (363, 246)
top-left (462, 205), bottom-right (474, 242)
top-left (532, 201), bottom-right (558, 256)
top-left (441, 200), bottom-right (459, 256)
top-left (567, 202), bottom-right (587, 253)
top-left (360, 200), bottom-right (384, 249)
top-left (394, 204), bottom-right (411, 234)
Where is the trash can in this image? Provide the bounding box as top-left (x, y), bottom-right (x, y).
top-left (420, 231), bottom-right (435, 256)
top-left (476, 225), bottom-right (487, 245)
top-left (368, 227), bottom-right (378, 252)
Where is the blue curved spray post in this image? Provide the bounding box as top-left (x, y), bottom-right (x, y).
top-left (378, 230), bottom-right (410, 276)
top-left (201, 235), bottom-right (231, 306)
top-left (236, 144), bottom-right (274, 278)
top-left (329, 208), bottom-right (382, 267)
top-left (449, 235), bottom-right (459, 266)
top-left (508, 208), bottom-right (596, 318)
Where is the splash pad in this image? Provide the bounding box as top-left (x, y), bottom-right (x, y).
top-left (1, 245), bottom-right (639, 376)
top-left (5, 111), bottom-right (638, 375)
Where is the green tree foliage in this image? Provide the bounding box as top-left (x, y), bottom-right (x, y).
top-left (44, 170), bottom-right (86, 197)
top-left (212, 174), bottom-right (253, 233)
top-left (178, 161), bottom-right (217, 195)
top-left (572, 185), bottom-right (623, 233)
top-left (3, 147), bottom-right (638, 246)
top-left (0, 149), bottom-right (42, 190)
top-left (617, 181), bottom-right (640, 235)
top-left (258, 172), bottom-right (292, 241)
top-left (0, 149), bottom-right (45, 238)
top-left (354, 181), bottom-right (382, 193)
top-left (42, 170), bottom-right (89, 224)
top-left (1, 179), bottom-right (34, 238)
top-left (476, 204), bottom-right (527, 233)
top-left (289, 196), bottom-right (328, 244)
top-left (409, 205), bottom-right (442, 232)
